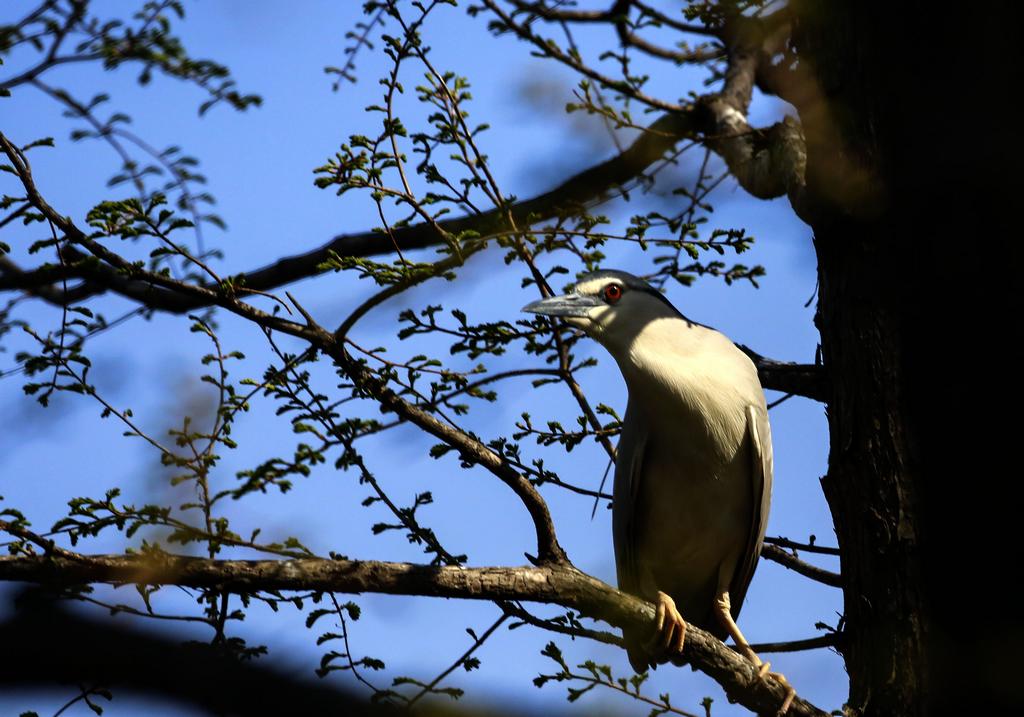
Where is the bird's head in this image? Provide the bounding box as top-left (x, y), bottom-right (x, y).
top-left (522, 270), bottom-right (684, 355)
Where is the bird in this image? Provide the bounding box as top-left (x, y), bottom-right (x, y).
top-left (523, 269), bottom-right (793, 712)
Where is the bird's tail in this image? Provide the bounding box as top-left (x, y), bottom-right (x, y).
top-left (624, 630), bottom-right (687, 673)
top-left (624, 628), bottom-right (655, 673)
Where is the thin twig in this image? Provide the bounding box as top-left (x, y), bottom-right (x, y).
top-left (407, 613), bottom-right (509, 706)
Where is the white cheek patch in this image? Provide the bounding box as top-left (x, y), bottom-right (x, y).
top-left (573, 278), bottom-right (609, 297)
top-left (588, 304), bottom-right (613, 326)
top-left (564, 315), bottom-right (590, 331)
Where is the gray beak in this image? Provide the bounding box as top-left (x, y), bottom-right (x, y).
top-left (522, 293), bottom-right (602, 318)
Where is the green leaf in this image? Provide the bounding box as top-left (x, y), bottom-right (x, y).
top-left (306, 608), bottom-right (333, 628)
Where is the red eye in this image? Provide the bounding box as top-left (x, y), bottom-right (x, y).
top-left (603, 284), bottom-right (623, 304)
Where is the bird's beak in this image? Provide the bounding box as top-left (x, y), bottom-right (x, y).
top-left (522, 293), bottom-right (602, 318)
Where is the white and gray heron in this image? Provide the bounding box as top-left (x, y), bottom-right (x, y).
top-left (523, 269), bottom-right (793, 711)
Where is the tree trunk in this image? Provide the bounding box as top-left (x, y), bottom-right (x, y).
top-left (814, 216), bottom-right (928, 717)
top-left (794, 3), bottom-right (1024, 715)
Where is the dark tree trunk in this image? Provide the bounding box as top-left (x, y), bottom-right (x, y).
top-left (793, 3), bottom-right (1024, 715)
top-left (814, 216), bottom-right (928, 717)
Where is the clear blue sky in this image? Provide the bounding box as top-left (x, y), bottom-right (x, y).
top-left (1, 2), bottom-right (843, 715)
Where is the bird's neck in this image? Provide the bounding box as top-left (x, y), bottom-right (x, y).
top-left (611, 316), bottom-right (715, 390)
top-left (608, 317), bottom-right (754, 454)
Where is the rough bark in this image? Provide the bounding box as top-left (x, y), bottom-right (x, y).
top-left (814, 219), bottom-right (927, 717)
top-left (791, 2), bottom-right (1024, 715)
top-left (0, 551), bottom-right (827, 717)
top-left (789, 4), bottom-right (929, 713)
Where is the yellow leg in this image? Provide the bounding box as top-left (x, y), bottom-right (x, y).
top-left (650, 590), bottom-right (687, 658)
top-left (714, 590), bottom-right (797, 715)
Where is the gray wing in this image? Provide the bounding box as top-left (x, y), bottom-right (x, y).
top-left (612, 400), bottom-right (647, 598)
top-left (614, 401), bottom-right (661, 672)
top-left (728, 404), bottom-right (773, 619)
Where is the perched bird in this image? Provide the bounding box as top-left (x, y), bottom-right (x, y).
top-left (524, 270), bottom-right (792, 710)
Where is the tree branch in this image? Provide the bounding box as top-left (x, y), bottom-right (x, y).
top-left (502, 0), bottom-right (717, 37)
top-left (0, 255), bottom-right (98, 306)
top-left (3, 8), bottom-right (807, 315)
top-left (504, 602), bottom-right (626, 647)
top-left (1, 110), bottom-right (698, 310)
top-left (740, 344), bottom-right (827, 402)
top-left (0, 587), bottom-right (394, 716)
top-left (483, 0), bottom-right (687, 113)
top-left (761, 544), bottom-right (842, 588)
top-left (764, 536), bottom-right (840, 556)
top-left (0, 550), bottom-right (828, 717)
top-left (506, 0), bottom-right (723, 63)
top-left (2, 131), bottom-right (568, 568)
top-left (0, 53), bottom-right (101, 92)
top-left (0, 112), bottom-right (829, 714)
top-left (0, 240), bottom-right (824, 404)
top-left (701, 16), bottom-right (806, 201)
top-left (750, 634), bottom-right (842, 654)
top-left (628, 0), bottom-right (719, 36)
top-left (325, 344), bottom-right (568, 566)
top-left (3, 44), bottom-right (804, 318)
top-left (504, 0), bottom-right (615, 23)
top-left (608, 0), bottom-right (724, 64)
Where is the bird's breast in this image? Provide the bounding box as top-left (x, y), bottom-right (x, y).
top-left (630, 423), bottom-right (754, 621)
top-left (615, 317), bottom-right (762, 461)
top-left (614, 328), bottom-right (760, 618)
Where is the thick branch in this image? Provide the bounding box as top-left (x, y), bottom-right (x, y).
top-left (0, 255), bottom-right (98, 305)
top-left (0, 551), bottom-right (828, 717)
top-left (740, 344), bottom-right (827, 402)
top-left (0, 588), bottom-right (394, 716)
top-left (496, 3), bottom-right (805, 200)
top-left (701, 17), bottom-right (806, 201)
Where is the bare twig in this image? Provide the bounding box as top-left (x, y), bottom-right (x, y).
top-left (764, 536), bottom-right (840, 556)
top-left (761, 544), bottom-right (842, 588)
top-left (407, 613), bottom-right (509, 706)
top-left (749, 634), bottom-right (842, 654)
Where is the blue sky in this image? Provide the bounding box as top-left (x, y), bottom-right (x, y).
top-left (1, 2), bottom-right (843, 715)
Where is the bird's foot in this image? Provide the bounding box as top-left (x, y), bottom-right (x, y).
top-left (764, 669), bottom-right (796, 715)
top-left (714, 591), bottom-right (795, 714)
top-left (751, 659), bottom-right (794, 715)
top-left (647, 590), bottom-right (687, 660)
